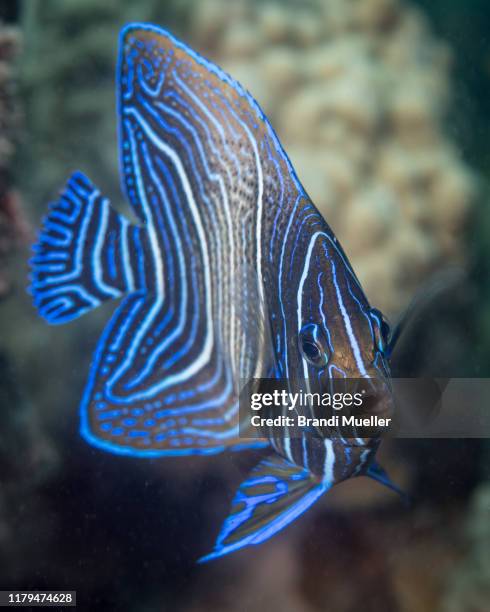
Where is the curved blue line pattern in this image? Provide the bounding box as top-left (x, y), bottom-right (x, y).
top-left (29, 172), bottom-right (149, 324)
top-left (30, 24), bottom-right (286, 456)
top-left (199, 453), bottom-right (329, 562)
top-left (29, 23), bottom-right (395, 559)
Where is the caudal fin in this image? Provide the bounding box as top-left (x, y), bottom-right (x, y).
top-left (29, 171), bottom-right (148, 324)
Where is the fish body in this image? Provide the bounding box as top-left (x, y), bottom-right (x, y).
top-left (29, 23), bottom-right (399, 562)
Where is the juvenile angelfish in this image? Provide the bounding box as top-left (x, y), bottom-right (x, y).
top-left (29, 23), bottom-right (402, 562)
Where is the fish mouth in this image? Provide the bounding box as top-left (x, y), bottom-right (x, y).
top-left (334, 377), bottom-right (395, 443)
top-left (352, 375), bottom-right (394, 411)
top-left (357, 388), bottom-right (395, 419)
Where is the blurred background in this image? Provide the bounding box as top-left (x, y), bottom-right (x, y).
top-left (0, 0), bottom-right (489, 610)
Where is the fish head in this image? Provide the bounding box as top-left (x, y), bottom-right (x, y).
top-left (292, 234), bottom-right (394, 427)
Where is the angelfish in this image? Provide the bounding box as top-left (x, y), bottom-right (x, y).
top-left (29, 23), bottom-right (403, 562)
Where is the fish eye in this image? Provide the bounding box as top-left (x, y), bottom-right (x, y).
top-left (299, 323), bottom-right (329, 367)
top-left (302, 340), bottom-right (321, 361)
top-left (370, 308), bottom-right (390, 352)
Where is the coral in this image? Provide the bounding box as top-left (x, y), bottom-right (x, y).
top-left (188, 0), bottom-right (478, 316)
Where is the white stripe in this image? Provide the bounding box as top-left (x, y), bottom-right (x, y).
top-left (278, 195), bottom-right (301, 380)
top-left (302, 432), bottom-right (309, 470)
top-left (297, 232), bottom-right (324, 380)
top-left (93, 198), bottom-right (121, 298)
top-left (283, 435), bottom-right (294, 463)
top-left (330, 258), bottom-right (368, 377)
top-left (238, 121), bottom-right (265, 380)
top-left (120, 216), bottom-right (135, 292)
top-left (355, 448), bottom-right (371, 475)
top-left (323, 438), bottom-right (335, 485)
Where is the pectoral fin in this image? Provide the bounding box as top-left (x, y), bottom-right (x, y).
top-left (366, 461), bottom-right (410, 506)
top-left (199, 453), bottom-right (329, 562)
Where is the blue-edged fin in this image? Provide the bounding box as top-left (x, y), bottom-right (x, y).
top-left (29, 171), bottom-right (148, 324)
top-left (366, 461), bottom-right (410, 505)
top-left (77, 23), bottom-right (284, 458)
top-left (199, 453), bottom-right (330, 562)
top-left (79, 290), bottom-right (256, 457)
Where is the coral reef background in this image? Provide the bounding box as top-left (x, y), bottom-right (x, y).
top-left (188, 0), bottom-right (476, 315)
top-left (0, 0), bottom-right (489, 610)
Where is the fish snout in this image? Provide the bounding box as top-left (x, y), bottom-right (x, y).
top-left (358, 388), bottom-right (394, 420)
top-left (338, 377), bottom-right (395, 442)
